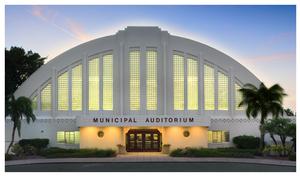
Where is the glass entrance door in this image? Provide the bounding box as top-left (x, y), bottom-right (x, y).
top-left (126, 129), bottom-right (162, 152)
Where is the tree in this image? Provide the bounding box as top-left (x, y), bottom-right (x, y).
top-left (286, 123), bottom-right (296, 152)
top-left (284, 108), bottom-right (295, 116)
top-left (239, 82), bottom-right (286, 151)
top-left (263, 120), bottom-right (278, 145)
top-left (263, 118), bottom-right (291, 147)
top-left (6, 95), bottom-right (36, 154)
top-left (5, 46), bottom-right (46, 113)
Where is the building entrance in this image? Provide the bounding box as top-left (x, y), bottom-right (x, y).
top-left (126, 129), bottom-right (162, 152)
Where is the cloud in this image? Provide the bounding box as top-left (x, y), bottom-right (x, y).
top-left (30, 6), bottom-right (91, 42)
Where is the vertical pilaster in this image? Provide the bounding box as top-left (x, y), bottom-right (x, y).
top-left (82, 53), bottom-right (88, 117)
top-left (119, 42), bottom-right (124, 115)
top-left (51, 67), bottom-right (57, 117)
top-left (99, 54), bottom-right (103, 113)
top-left (162, 41), bottom-right (167, 114)
top-left (214, 65), bottom-right (218, 114)
top-left (229, 67), bottom-right (234, 118)
top-left (140, 47), bottom-right (147, 114)
top-left (199, 55), bottom-right (204, 115)
top-left (68, 67), bottom-right (72, 115)
top-left (184, 53), bottom-right (188, 113)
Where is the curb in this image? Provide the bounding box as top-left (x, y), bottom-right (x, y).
top-left (5, 157), bottom-right (296, 167)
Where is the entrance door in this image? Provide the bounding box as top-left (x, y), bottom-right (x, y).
top-left (126, 129), bottom-right (162, 152)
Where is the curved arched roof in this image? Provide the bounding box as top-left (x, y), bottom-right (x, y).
top-left (14, 26), bottom-right (260, 98)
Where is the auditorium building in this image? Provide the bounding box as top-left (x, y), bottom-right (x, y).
top-left (6, 26), bottom-right (274, 152)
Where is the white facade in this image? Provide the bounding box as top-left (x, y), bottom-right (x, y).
top-left (6, 26), bottom-right (283, 151)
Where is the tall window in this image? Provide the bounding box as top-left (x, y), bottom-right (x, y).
top-left (218, 72), bottom-right (228, 110)
top-left (129, 50), bottom-right (140, 110)
top-left (173, 54), bottom-right (184, 110)
top-left (72, 64), bottom-right (82, 111)
top-left (32, 95), bottom-right (38, 111)
top-left (204, 64), bottom-right (215, 110)
top-left (208, 131), bottom-right (229, 143)
top-left (103, 54), bottom-right (113, 110)
top-left (235, 83), bottom-right (244, 110)
top-left (41, 83), bottom-right (51, 111)
top-left (146, 49), bottom-right (157, 110)
top-left (57, 72), bottom-right (69, 111)
top-left (89, 58), bottom-right (99, 110)
top-left (187, 58), bottom-right (198, 110)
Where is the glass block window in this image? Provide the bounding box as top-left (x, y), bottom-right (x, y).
top-left (129, 50), bottom-right (140, 110)
top-left (32, 95), bottom-right (38, 111)
top-left (218, 72), bottom-right (228, 110)
top-left (235, 83), bottom-right (244, 110)
top-left (56, 131), bottom-right (65, 143)
top-left (65, 131), bottom-right (74, 144)
top-left (88, 58), bottom-right (99, 110)
top-left (41, 83), bottom-right (51, 111)
top-left (187, 58), bottom-right (198, 110)
top-left (72, 64), bottom-right (82, 111)
top-left (146, 49), bottom-right (157, 110)
top-left (57, 131), bottom-right (80, 144)
top-left (57, 72), bottom-right (69, 111)
top-left (103, 54), bottom-right (113, 110)
top-left (204, 64), bottom-right (215, 110)
top-left (74, 131), bottom-right (80, 144)
top-left (208, 131), bottom-right (229, 143)
top-left (173, 54), bottom-right (184, 110)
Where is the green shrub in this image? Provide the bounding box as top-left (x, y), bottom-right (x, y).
top-left (11, 144), bottom-right (24, 157)
top-left (263, 145), bottom-right (292, 156)
top-left (288, 153), bottom-right (296, 161)
top-left (19, 138), bottom-right (49, 150)
top-left (233, 135), bottom-right (260, 149)
top-left (170, 147), bottom-right (256, 158)
top-left (40, 147), bottom-right (117, 158)
top-left (23, 145), bottom-right (38, 156)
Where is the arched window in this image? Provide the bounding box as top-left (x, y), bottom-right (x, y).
top-left (72, 64), bottom-right (82, 111)
top-left (204, 64), bottom-right (215, 110)
top-left (218, 71), bottom-right (228, 110)
top-left (146, 49), bottom-right (157, 110)
top-left (57, 71), bottom-right (69, 111)
top-left (173, 54), bottom-right (184, 110)
top-left (88, 58), bottom-right (99, 110)
top-left (41, 83), bottom-right (51, 111)
top-left (129, 50), bottom-right (140, 110)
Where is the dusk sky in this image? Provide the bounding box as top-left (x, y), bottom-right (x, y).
top-left (5, 5), bottom-right (296, 111)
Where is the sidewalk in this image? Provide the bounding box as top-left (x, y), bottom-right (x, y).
top-left (5, 154), bottom-right (296, 167)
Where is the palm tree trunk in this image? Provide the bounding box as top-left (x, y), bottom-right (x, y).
top-left (259, 125), bottom-right (265, 151)
top-left (6, 124), bottom-right (16, 154)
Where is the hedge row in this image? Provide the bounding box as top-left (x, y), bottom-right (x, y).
top-left (18, 138), bottom-right (49, 150)
top-left (40, 147), bottom-right (117, 158)
top-left (170, 147), bottom-right (257, 158)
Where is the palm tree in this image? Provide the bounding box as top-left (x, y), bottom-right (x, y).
top-left (6, 95), bottom-right (36, 154)
top-left (239, 82), bottom-right (286, 151)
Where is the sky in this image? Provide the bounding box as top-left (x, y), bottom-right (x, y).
top-left (5, 5), bottom-right (296, 111)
